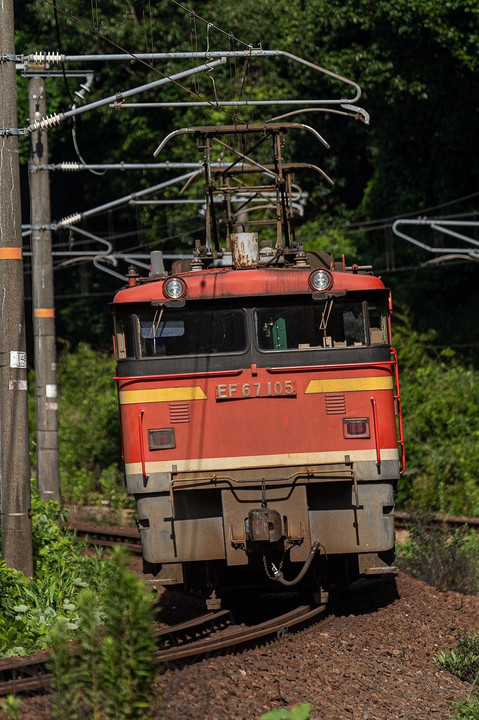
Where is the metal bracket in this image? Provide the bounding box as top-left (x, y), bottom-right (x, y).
top-left (0, 54), bottom-right (22, 62)
top-left (0, 128), bottom-right (29, 136)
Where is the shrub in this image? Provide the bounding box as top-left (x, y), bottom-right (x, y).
top-left (396, 516), bottom-right (479, 595)
top-left (436, 632), bottom-right (479, 685)
top-left (47, 548), bottom-right (157, 720)
top-left (394, 315), bottom-right (479, 517)
top-left (449, 698), bottom-right (479, 720)
top-left (0, 494), bottom-right (110, 656)
top-left (435, 633), bottom-right (479, 720)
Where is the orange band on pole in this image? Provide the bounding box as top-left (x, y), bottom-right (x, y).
top-left (33, 308), bottom-right (55, 318)
top-left (0, 247), bottom-right (22, 259)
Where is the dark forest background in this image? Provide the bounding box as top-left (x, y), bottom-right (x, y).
top-left (15, 0), bottom-right (479, 514)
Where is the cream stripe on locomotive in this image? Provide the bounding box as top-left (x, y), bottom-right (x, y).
top-left (305, 377), bottom-right (393, 394)
top-left (125, 447), bottom-right (399, 476)
top-left (119, 376), bottom-right (393, 405)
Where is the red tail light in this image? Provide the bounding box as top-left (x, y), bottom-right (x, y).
top-left (148, 428), bottom-right (176, 450)
top-left (343, 418), bottom-right (370, 438)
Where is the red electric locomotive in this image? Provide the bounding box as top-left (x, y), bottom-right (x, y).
top-left (111, 125), bottom-right (404, 606)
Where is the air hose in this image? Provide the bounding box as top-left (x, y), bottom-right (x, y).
top-left (271, 541), bottom-right (321, 587)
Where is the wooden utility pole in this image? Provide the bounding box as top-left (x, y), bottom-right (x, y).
top-left (29, 76), bottom-right (60, 503)
top-left (0, 0), bottom-right (34, 574)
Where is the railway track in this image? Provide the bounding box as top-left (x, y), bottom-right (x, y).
top-left (1, 513), bottom-right (476, 697)
top-left (65, 521), bottom-right (142, 554)
top-left (0, 603), bottom-right (327, 697)
top-left (394, 512), bottom-right (479, 532)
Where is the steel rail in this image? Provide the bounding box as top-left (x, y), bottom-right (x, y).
top-left (0, 604), bottom-right (326, 696)
top-left (155, 604), bottom-right (327, 663)
top-left (394, 512), bottom-right (479, 532)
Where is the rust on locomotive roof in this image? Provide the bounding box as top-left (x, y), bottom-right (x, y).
top-left (112, 264), bottom-right (386, 304)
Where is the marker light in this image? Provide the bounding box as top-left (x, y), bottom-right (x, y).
top-left (309, 269), bottom-right (332, 292)
top-left (163, 277), bottom-right (186, 299)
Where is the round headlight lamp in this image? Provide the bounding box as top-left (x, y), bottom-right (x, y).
top-left (163, 276), bottom-right (186, 299)
top-left (309, 269), bottom-right (332, 292)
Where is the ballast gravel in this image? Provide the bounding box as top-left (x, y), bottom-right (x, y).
top-left (4, 572), bottom-right (478, 720)
top-left (153, 572), bottom-right (478, 720)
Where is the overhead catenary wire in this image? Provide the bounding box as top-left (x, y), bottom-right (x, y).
top-left (20, 2), bottom-right (479, 280)
top-left (34, 0), bottom-right (256, 126)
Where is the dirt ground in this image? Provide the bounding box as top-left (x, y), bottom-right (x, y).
top-left (6, 572), bottom-right (478, 720)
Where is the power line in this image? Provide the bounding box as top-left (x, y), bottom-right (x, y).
top-left (40, 0), bottom-right (250, 125)
top-left (170, 0), bottom-right (252, 49)
top-left (319, 190), bottom-right (479, 235)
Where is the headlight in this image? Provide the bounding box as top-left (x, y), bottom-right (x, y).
top-left (309, 269), bottom-right (332, 292)
top-left (163, 277), bottom-right (186, 299)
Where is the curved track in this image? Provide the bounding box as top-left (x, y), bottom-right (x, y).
top-left (0, 604), bottom-right (327, 696)
top-left (1, 513), bottom-right (476, 697)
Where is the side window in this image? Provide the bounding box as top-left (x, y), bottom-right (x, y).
top-left (114, 314), bottom-right (137, 359)
top-left (114, 315), bottom-right (127, 359)
top-left (368, 304), bottom-right (388, 344)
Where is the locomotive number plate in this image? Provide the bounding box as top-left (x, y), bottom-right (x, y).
top-left (215, 380), bottom-right (296, 401)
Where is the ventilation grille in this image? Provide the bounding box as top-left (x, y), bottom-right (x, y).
top-left (325, 393), bottom-right (346, 415)
top-left (169, 401), bottom-right (190, 424)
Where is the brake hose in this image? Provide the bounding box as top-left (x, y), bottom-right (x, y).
top-left (271, 541), bottom-right (321, 586)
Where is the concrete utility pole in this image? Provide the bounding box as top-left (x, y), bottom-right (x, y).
top-left (0, 0), bottom-right (34, 574)
top-left (28, 76), bottom-right (60, 503)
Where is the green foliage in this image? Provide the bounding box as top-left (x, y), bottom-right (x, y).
top-left (393, 312), bottom-right (479, 516)
top-left (397, 520), bottom-right (479, 594)
top-left (449, 698), bottom-right (479, 720)
top-left (48, 548), bottom-right (157, 720)
top-left (29, 342), bottom-right (127, 507)
top-left (56, 341), bottom-right (120, 476)
top-left (436, 632), bottom-right (479, 685)
top-left (0, 695), bottom-right (22, 720)
top-left (0, 494), bottom-right (110, 657)
top-left (302, 226), bottom-right (357, 259)
top-left (435, 633), bottom-right (479, 719)
top-left (0, 499), bottom-right (157, 718)
top-left (259, 703), bottom-right (311, 720)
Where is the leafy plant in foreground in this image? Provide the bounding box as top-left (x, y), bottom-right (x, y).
top-left (47, 548), bottom-right (157, 720)
top-left (449, 697), bottom-right (479, 720)
top-left (435, 633), bottom-right (479, 720)
top-left (0, 494), bottom-right (110, 657)
top-left (0, 695), bottom-right (22, 720)
top-left (258, 703), bottom-right (311, 720)
top-left (436, 633), bottom-right (479, 685)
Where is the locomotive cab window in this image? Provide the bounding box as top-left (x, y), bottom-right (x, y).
top-left (114, 303), bottom-right (247, 359)
top-left (255, 294), bottom-right (389, 351)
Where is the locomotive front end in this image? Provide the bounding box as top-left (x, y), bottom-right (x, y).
top-left (111, 247), bottom-right (404, 605)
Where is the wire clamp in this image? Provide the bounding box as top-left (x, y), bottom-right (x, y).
top-left (0, 127), bottom-right (28, 136)
top-left (0, 53), bottom-right (22, 62)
